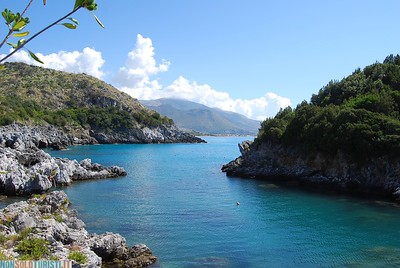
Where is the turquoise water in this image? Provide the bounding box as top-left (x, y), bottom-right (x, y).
top-left (11, 137), bottom-right (400, 267)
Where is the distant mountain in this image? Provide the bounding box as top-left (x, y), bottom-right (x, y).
top-left (140, 98), bottom-right (260, 135)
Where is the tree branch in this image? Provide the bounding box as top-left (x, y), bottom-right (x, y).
top-left (0, 0), bottom-right (34, 50)
top-left (0, 6), bottom-right (82, 64)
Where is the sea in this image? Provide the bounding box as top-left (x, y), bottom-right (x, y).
top-left (3, 136), bottom-right (400, 267)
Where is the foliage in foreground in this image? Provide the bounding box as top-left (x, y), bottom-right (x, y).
top-left (256, 54), bottom-right (400, 157)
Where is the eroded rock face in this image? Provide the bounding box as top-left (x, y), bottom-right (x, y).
top-left (90, 124), bottom-right (205, 144)
top-left (0, 123), bottom-right (204, 149)
top-left (0, 140), bottom-right (126, 196)
top-left (222, 141), bottom-right (400, 201)
top-left (0, 123), bottom-right (96, 150)
top-left (0, 191), bottom-right (157, 267)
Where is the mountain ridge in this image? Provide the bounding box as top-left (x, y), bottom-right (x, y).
top-left (140, 98), bottom-right (260, 135)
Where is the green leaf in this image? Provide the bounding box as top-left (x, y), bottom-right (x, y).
top-left (68, 17), bottom-right (79, 25)
top-left (74, 0), bottom-right (85, 10)
top-left (2, 10), bottom-right (8, 21)
top-left (92, 13), bottom-right (104, 28)
top-left (17, 39), bottom-right (26, 47)
top-left (86, 3), bottom-right (97, 11)
top-left (13, 31), bottom-right (29, 37)
top-left (0, 65), bottom-right (5, 70)
top-left (2, 9), bottom-right (15, 25)
top-left (6, 42), bottom-right (17, 49)
top-left (61, 23), bottom-right (77, 29)
top-left (28, 50), bottom-right (44, 64)
top-left (12, 20), bottom-right (26, 31)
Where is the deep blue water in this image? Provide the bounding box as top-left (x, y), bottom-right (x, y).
top-left (6, 136), bottom-right (400, 267)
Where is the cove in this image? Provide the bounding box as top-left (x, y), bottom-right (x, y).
top-left (44, 136), bottom-right (400, 267)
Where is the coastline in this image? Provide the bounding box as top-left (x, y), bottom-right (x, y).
top-left (0, 191), bottom-right (157, 267)
top-left (0, 123), bottom-right (162, 266)
top-left (222, 140), bottom-right (400, 202)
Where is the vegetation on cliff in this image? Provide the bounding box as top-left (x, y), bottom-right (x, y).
top-left (0, 62), bottom-right (173, 132)
top-left (257, 54), bottom-right (400, 157)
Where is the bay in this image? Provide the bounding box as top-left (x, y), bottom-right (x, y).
top-left (13, 137), bottom-right (400, 267)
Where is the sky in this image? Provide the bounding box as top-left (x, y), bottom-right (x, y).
top-left (1, 0), bottom-right (400, 120)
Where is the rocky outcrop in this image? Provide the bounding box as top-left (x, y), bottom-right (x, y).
top-left (0, 123), bottom-right (96, 150)
top-left (222, 140), bottom-right (400, 201)
top-left (0, 123), bottom-right (205, 150)
top-left (90, 124), bottom-right (205, 144)
top-left (0, 191), bottom-right (157, 267)
top-left (0, 135), bottom-right (126, 196)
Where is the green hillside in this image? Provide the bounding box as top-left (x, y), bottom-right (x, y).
top-left (0, 62), bottom-right (173, 132)
top-left (256, 54), bottom-right (400, 158)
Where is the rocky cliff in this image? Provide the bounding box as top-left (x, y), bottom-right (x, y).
top-left (0, 191), bottom-right (156, 267)
top-left (222, 140), bottom-right (400, 201)
top-left (222, 56), bottom-right (400, 202)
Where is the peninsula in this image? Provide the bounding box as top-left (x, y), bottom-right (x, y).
top-left (223, 54), bottom-right (400, 202)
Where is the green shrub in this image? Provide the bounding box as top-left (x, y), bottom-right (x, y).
top-left (18, 228), bottom-right (33, 240)
top-left (16, 238), bottom-right (49, 260)
top-left (0, 233), bottom-right (7, 245)
top-left (0, 250), bottom-right (12, 260)
top-left (68, 250), bottom-right (87, 264)
top-left (54, 213), bottom-right (63, 223)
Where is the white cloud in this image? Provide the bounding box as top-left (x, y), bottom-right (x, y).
top-left (1, 47), bottom-right (105, 79)
top-left (114, 35), bottom-right (291, 120)
top-left (2, 34), bottom-right (292, 120)
top-left (113, 34), bottom-right (170, 96)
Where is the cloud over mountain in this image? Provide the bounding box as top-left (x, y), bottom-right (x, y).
top-left (2, 47), bottom-right (105, 79)
top-left (2, 34), bottom-right (291, 120)
top-left (114, 34), bottom-right (291, 120)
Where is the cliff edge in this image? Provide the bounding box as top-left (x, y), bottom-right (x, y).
top-left (222, 140), bottom-right (400, 200)
top-left (223, 55), bottom-right (400, 202)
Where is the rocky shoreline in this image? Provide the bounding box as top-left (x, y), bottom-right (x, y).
top-left (0, 191), bottom-right (157, 267)
top-left (0, 122), bottom-right (203, 196)
top-left (0, 123), bottom-right (161, 266)
top-left (0, 131), bottom-right (127, 196)
top-left (0, 123), bottom-right (205, 151)
top-left (222, 140), bottom-right (400, 202)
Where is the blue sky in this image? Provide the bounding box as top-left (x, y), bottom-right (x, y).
top-left (2, 1), bottom-right (400, 120)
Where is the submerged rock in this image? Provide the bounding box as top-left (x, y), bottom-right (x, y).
top-left (0, 191), bottom-right (157, 267)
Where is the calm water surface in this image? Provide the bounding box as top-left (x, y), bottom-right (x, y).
top-left (6, 137), bottom-right (400, 267)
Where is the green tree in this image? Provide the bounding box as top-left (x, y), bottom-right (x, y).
top-left (257, 54), bottom-right (400, 158)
